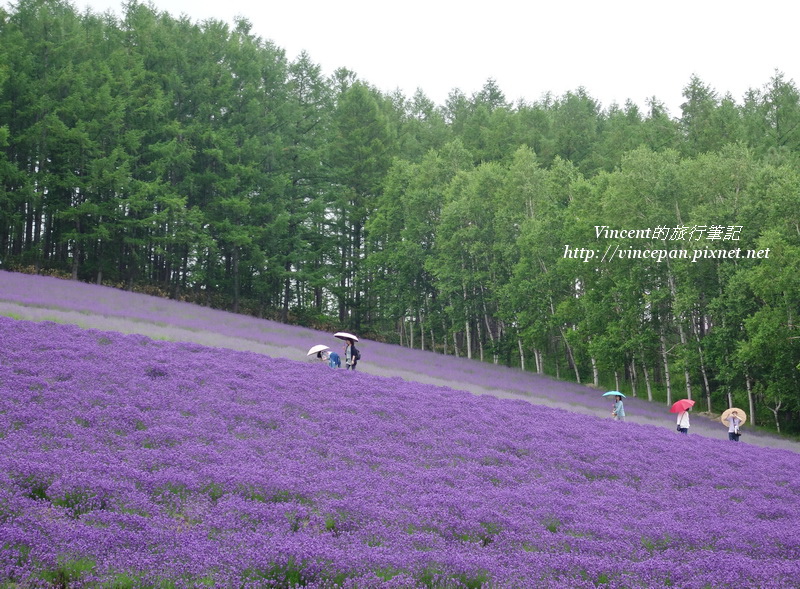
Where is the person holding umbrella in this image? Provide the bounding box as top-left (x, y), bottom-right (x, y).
top-left (602, 391), bottom-right (625, 421)
top-left (612, 395), bottom-right (625, 421)
top-left (671, 399), bottom-right (694, 435)
top-left (344, 339), bottom-right (358, 370)
top-left (721, 408), bottom-right (746, 442)
top-left (307, 345), bottom-right (340, 368)
top-left (334, 332), bottom-right (360, 371)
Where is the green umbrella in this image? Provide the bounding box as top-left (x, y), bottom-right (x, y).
top-left (602, 391), bottom-right (626, 398)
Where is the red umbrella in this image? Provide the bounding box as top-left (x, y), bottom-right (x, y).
top-left (670, 399), bottom-right (695, 413)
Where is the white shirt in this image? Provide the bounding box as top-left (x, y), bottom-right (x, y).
top-left (677, 411), bottom-right (690, 428)
top-left (728, 416), bottom-right (741, 433)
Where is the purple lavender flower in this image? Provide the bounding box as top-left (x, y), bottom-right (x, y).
top-left (1, 314), bottom-right (800, 587)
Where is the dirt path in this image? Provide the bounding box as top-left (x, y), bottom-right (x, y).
top-left (3, 300), bottom-right (799, 454)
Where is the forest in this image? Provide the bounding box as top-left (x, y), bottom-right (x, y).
top-left (1, 0), bottom-right (799, 431)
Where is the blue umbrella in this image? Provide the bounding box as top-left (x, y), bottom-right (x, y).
top-left (602, 391), bottom-right (626, 398)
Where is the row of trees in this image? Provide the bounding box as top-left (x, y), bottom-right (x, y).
top-left (371, 142), bottom-right (799, 434)
top-left (1, 0), bottom-right (798, 430)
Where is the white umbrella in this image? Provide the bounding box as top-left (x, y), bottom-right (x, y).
top-left (307, 344), bottom-right (330, 356)
top-left (333, 332), bottom-right (359, 342)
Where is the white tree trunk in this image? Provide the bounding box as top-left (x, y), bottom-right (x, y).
top-left (641, 359), bottom-right (653, 402)
top-left (768, 399), bottom-right (782, 433)
top-left (692, 314), bottom-right (711, 411)
top-left (660, 331), bottom-right (672, 406)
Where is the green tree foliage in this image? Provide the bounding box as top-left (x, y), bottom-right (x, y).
top-left (330, 81), bottom-right (395, 328)
top-left (1, 2), bottom-right (799, 432)
top-left (280, 51), bottom-right (335, 320)
top-left (551, 88), bottom-right (601, 174)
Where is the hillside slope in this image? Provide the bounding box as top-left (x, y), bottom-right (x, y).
top-left (1, 270), bottom-right (798, 452)
top-left (1, 316), bottom-right (800, 587)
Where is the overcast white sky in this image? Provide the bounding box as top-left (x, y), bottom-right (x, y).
top-left (69, 0), bottom-right (799, 116)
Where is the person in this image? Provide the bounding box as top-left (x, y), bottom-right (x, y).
top-left (677, 408), bottom-right (690, 434)
top-left (327, 350), bottom-right (341, 369)
top-left (344, 339), bottom-right (358, 371)
top-left (727, 410), bottom-right (742, 442)
top-left (611, 395), bottom-right (625, 421)
top-left (316, 350), bottom-right (340, 368)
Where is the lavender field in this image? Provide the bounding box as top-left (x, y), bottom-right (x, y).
top-left (1, 271), bottom-right (797, 449)
top-left (2, 312), bottom-right (800, 588)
